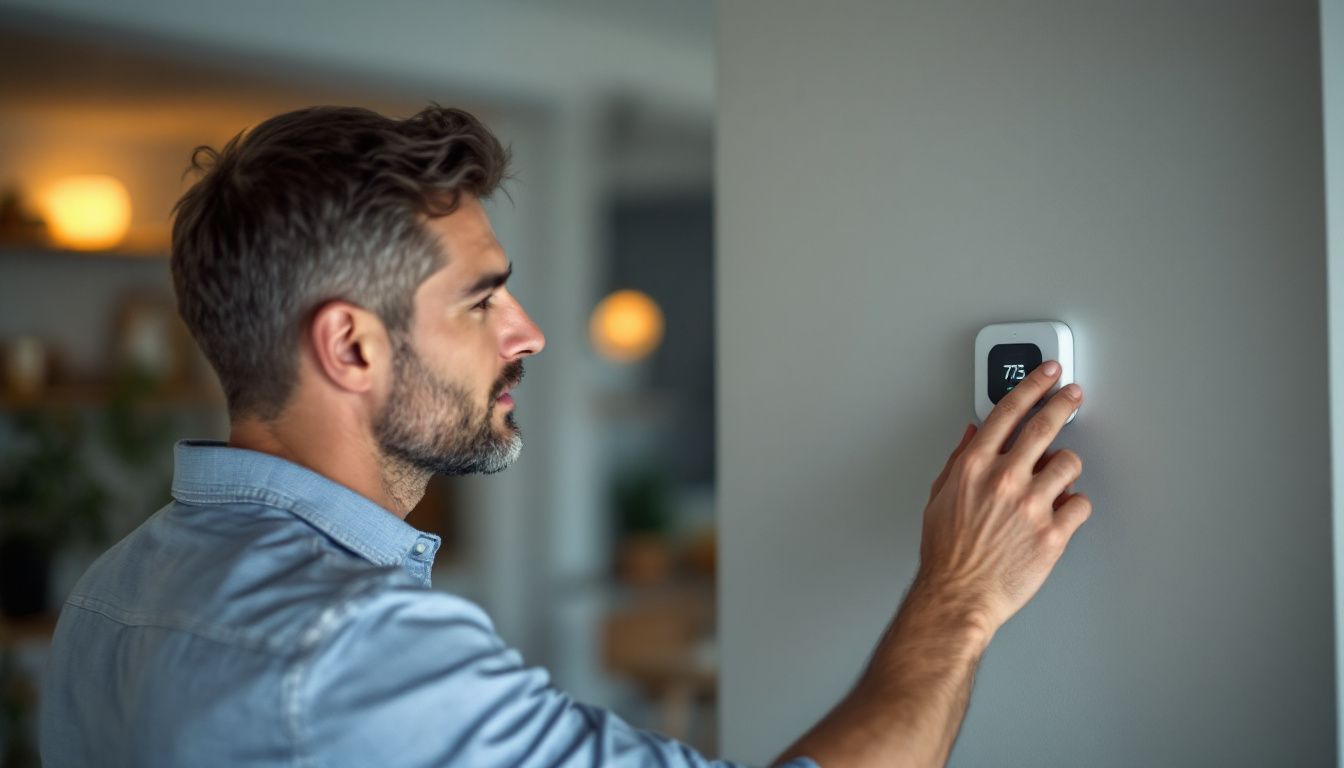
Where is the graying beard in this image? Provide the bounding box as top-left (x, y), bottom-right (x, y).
top-left (374, 340), bottom-right (521, 478)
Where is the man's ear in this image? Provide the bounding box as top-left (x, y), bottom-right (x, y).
top-left (306, 300), bottom-right (390, 396)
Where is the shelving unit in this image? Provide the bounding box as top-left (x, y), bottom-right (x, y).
top-left (0, 382), bottom-right (224, 412)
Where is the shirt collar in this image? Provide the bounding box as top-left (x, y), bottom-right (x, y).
top-left (170, 440), bottom-right (441, 582)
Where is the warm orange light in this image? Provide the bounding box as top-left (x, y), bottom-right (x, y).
top-left (590, 290), bottom-right (665, 362)
top-left (42, 175), bottom-right (133, 251)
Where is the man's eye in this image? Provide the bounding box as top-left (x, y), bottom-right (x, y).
top-left (473, 294), bottom-right (495, 312)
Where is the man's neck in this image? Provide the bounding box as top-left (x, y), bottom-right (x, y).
top-left (227, 415), bottom-right (428, 519)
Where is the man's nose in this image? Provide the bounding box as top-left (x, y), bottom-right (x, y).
top-left (504, 306), bottom-right (545, 359)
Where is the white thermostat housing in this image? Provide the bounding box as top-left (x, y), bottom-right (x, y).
top-left (975, 321), bottom-right (1075, 424)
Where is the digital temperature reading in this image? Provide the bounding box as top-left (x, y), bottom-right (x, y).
top-left (986, 342), bottom-right (1042, 404)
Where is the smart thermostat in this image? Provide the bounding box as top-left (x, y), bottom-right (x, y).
top-left (974, 321), bottom-right (1075, 425)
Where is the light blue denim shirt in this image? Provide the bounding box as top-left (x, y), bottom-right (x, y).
top-left (40, 440), bottom-right (817, 768)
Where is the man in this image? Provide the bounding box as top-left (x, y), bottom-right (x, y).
top-left (40, 105), bottom-right (1089, 767)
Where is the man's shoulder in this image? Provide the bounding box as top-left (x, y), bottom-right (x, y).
top-left (59, 498), bottom-right (450, 656)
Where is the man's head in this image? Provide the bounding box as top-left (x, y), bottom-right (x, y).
top-left (172, 105), bottom-right (544, 477)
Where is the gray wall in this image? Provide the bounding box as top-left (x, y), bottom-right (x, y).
top-left (1324, 0), bottom-right (1344, 760)
top-left (716, 1), bottom-right (1335, 766)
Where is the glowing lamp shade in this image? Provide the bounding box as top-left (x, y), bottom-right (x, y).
top-left (589, 290), bottom-right (664, 362)
top-left (43, 175), bottom-right (133, 251)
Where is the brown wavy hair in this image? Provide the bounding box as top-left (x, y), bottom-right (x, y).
top-left (171, 104), bottom-right (511, 420)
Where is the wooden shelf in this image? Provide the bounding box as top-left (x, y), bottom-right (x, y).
top-left (0, 243), bottom-right (167, 262)
top-left (0, 613), bottom-right (58, 647)
top-left (0, 382), bottom-right (225, 411)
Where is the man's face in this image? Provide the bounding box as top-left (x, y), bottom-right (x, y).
top-left (373, 196), bottom-right (545, 476)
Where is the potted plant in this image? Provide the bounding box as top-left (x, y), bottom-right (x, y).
top-left (613, 466), bottom-right (674, 586)
top-left (0, 410), bottom-right (108, 618)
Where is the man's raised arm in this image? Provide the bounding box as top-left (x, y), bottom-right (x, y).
top-left (778, 361), bottom-right (1090, 767)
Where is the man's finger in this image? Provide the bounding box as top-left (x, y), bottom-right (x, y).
top-left (970, 361), bottom-right (1062, 456)
top-left (1026, 449), bottom-right (1083, 505)
top-left (1007, 382), bottom-right (1083, 469)
top-left (1053, 492), bottom-right (1093, 538)
top-left (1034, 449), bottom-right (1058, 476)
top-left (930, 423), bottom-right (977, 501)
top-left (1053, 488), bottom-right (1078, 511)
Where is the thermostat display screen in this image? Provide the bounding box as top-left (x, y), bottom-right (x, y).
top-left (987, 343), bottom-right (1042, 404)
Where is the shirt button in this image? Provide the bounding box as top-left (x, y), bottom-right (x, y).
top-left (413, 542), bottom-right (428, 555)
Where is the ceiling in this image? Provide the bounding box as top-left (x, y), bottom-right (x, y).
top-left (0, 21), bottom-right (429, 142)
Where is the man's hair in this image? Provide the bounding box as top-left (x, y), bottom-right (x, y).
top-left (171, 104), bottom-right (510, 420)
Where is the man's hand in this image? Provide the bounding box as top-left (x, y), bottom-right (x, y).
top-left (918, 360), bottom-right (1089, 635)
top-left (776, 362), bottom-right (1088, 768)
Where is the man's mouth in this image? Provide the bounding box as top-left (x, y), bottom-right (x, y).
top-left (496, 380), bottom-right (520, 406)
top-left (494, 363), bottom-right (524, 407)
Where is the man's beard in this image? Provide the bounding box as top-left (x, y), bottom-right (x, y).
top-left (373, 336), bottom-right (525, 477)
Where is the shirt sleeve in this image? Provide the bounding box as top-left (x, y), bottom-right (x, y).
top-left (296, 577), bottom-right (818, 768)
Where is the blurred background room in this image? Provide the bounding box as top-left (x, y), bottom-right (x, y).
top-left (0, 2), bottom-right (719, 764)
